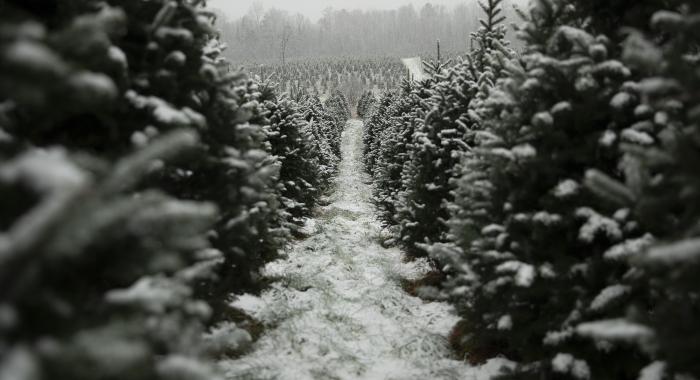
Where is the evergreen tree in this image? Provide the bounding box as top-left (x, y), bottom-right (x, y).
top-left (396, 0), bottom-right (515, 258)
top-left (0, 0), bottom-right (287, 303)
top-left (326, 90), bottom-right (352, 124)
top-left (357, 91), bottom-right (376, 119)
top-left (363, 92), bottom-right (398, 173)
top-left (301, 95), bottom-right (342, 185)
top-left (370, 85), bottom-right (422, 231)
top-left (441, 0), bottom-right (660, 378)
top-left (0, 0), bottom-right (333, 378)
top-left (364, 73), bottom-right (441, 242)
top-left (260, 84), bottom-right (324, 234)
top-left (577, 3), bottom-right (700, 378)
top-left (0, 131), bottom-right (226, 378)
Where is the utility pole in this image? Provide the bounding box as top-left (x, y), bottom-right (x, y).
top-left (437, 39), bottom-right (441, 65)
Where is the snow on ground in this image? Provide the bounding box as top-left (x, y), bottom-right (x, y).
top-left (219, 120), bottom-right (510, 380)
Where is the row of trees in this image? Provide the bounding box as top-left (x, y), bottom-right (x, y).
top-left (244, 57), bottom-right (407, 112)
top-left (363, 0), bottom-right (700, 378)
top-left (357, 91), bottom-right (376, 119)
top-left (0, 0), bottom-right (348, 378)
top-left (216, 1), bottom-right (523, 63)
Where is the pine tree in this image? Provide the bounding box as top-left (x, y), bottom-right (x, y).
top-left (441, 0), bottom-right (660, 377)
top-left (363, 92), bottom-right (398, 173)
top-left (301, 95), bottom-right (341, 185)
top-left (260, 84), bottom-right (324, 234)
top-left (0, 131), bottom-right (226, 379)
top-left (326, 90), bottom-right (351, 124)
top-left (363, 72), bottom-right (442, 243)
top-left (0, 0), bottom-right (331, 378)
top-left (576, 3), bottom-right (700, 378)
top-left (396, 0), bottom-right (515, 258)
top-left (370, 85), bottom-right (422, 231)
top-left (357, 91), bottom-right (376, 119)
top-left (394, 65), bottom-right (462, 257)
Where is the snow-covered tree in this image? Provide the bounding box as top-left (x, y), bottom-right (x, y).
top-left (364, 92), bottom-right (399, 174)
top-left (260, 84), bottom-right (325, 234)
top-left (576, 3), bottom-right (700, 379)
top-left (440, 0), bottom-right (661, 378)
top-left (325, 90), bottom-right (351, 130)
top-left (300, 95), bottom-right (342, 184)
top-left (0, 1), bottom-right (335, 378)
top-left (395, 0), bottom-right (514, 258)
top-left (0, 132), bottom-right (226, 379)
top-left (357, 91), bottom-right (377, 119)
top-left (370, 85), bottom-right (424, 231)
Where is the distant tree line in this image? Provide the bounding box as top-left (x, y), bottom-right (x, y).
top-left (215, 1), bottom-right (522, 64)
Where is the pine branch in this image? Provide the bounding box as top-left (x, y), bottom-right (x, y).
top-left (478, 0), bottom-right (507, 33)
top-left (101, 130), bottom-right (200, 196)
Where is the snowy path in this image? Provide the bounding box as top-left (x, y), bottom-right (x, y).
top-left (220, 120), bottom-right (506, 380)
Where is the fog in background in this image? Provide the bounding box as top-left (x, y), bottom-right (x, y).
top-left (211, 0), bottom-right (525, 63)
top-left (209, 0), bottom-right (471, 21)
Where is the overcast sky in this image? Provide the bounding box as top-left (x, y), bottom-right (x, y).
top-left (209, 0), bottom-right (472, 20)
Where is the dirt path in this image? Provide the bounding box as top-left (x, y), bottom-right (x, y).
top-left (219, 120), bottom-right (508, 380)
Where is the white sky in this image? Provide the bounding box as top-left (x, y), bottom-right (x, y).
top-left (209, 0), bottom-right (471, 20)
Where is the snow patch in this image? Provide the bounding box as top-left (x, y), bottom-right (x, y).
top-left (203, 322), bottom-right (252, 354)
top-left (126, 90), bottom-right (206, 128)
top-left (68, 71), bottom-right (118, 100)
top-left (512, 144), bottom-right (536, 159)
top-left (3, 40), bottom-right (67, 75)
top-left (589, 285), bottom-right (630, 311)
top-left (576, 208), bottom-right (622, 243)
top-left (554, 179), bottom-right (579, 198)
top-left (604, 234), bottom-right (654, 261)
top-left (498, 315), bottom-right (513, 331)
top-left (543, 328), bottom-right (574, 346)
top-left (621, 128), bottom-right (654, 145)
top-left (643, 238), bottom-right (700, 264)
top-left (533, 211), bottom-right (562, 226)
top-left (157, 355), bottom-right (221, 380)
top-left (610, 92), bottom-right (633, 110)
top-left (0, 148), bottom-right (88, 193)
top-left (639, 361), bottom-right (666, 380)
top-left (576, 319), bottom-right (654, 344)
top-left (551, 353), bottom-right (590, 380)
top-left (105, 277), bottom-right (193, 315)
top-left (599, 130), bottom-right (617, 147)
top-left (497, 261), bottom-right (536, 287)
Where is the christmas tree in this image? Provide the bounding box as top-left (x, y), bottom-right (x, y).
top-left (577, 2), bottom-right (700, 378)
top-left (0, 0), bottom-right (332, 378)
